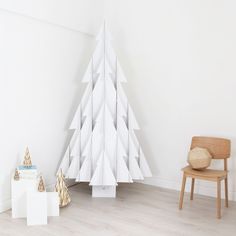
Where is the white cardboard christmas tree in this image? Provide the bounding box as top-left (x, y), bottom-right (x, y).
top-left (58, 22), bottom-right (152, 197)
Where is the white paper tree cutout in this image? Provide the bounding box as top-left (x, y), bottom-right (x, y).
top-left (57, 22), bottom-right (152, 197)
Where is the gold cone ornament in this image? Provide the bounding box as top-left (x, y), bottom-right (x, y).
top-left (38, 176), bottom-right (45, 192)
top-left (14, 168), bottom-right (20, 181)
top-left (23, 147), bottom-right (32, 167)
top-left (55, 169), bottom-right (71, 207)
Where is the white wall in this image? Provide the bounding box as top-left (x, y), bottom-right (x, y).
top-left (104, 0), bottom-right (236, 199)
top-left (0, 0), bottom-right (104, 212)
top-left (0, 0), bottom-right (104, 35)
top-left (1, 0), bottom-right (236, 212)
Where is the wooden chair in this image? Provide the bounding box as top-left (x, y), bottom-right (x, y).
top-left (179, 136), bottom-right (231, 219)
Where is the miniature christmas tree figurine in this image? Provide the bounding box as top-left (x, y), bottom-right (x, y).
top-left (55, 169), bottom-right (71, 207)
top-left (14, 168), bottom-right (20, 181)
top-left (38, 176), bottom-right (45, 192)
top-left (23, 147), bottom-right (32, 168)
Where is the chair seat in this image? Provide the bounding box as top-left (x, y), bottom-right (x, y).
top-left (182, 166), bottom-right (227, 180)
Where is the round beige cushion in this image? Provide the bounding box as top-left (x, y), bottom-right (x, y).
top-left (188, 147), bottom-right (212, 170)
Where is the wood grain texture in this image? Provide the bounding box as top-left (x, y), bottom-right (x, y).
top-left (190, 137), bottom-right (231, 159)
top-left (179, 174), bottom-right (186, 209)
top-left (217, 179), bottom-right (221, 219)
top-left (225, 178), bottom-right (229, 207)
top-left (0, 183), bottom-right (236, 236)
top-left (190, 178), bottom-right (195, 200)
top-left (180, 136), bottom-right (231, 218)
top-left (182, 166), bottom-right (227, 180)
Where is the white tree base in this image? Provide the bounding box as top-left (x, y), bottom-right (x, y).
top-left (92, 186), bottom-right (116, 198)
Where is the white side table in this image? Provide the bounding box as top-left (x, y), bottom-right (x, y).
top-left (27, 192), bottom-right (47, 226)
top-left (11, 178), bottom-right (38, 218)
top-left (47, 192), bottom-right (59, 217)
top-left (11, 177), bottom-right (60, 225)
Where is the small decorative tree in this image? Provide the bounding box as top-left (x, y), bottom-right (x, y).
top-left (55, 169), bottom-right (71, 207)
top-left (14, 168), bottom-right (20, 181)
top-left (23, 147), bottom-right (32, 167)
top-left (38, 176), bottom-right (45, 192)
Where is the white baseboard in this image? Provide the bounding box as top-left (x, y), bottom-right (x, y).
top-left (0, 198), bottom-right (11, 213)
top-left (137, 175), bottom-right (236, 201)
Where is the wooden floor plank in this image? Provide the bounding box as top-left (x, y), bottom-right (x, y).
top-left (0, 183), bottom-right (235, 236)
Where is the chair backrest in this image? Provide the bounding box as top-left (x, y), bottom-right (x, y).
top-left (190, 136), bottom-right (231, 160)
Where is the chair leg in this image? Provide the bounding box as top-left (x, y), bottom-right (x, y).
top-left (179, 173), bottom-right (186, 210)
top-left (217, 179), bottom-right (221, 219)
top-left (190, 178), bottom-right (195, 200)
top-left (224, 177), bottom-right (229, 208)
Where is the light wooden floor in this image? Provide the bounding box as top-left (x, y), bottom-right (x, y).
top-left (0, 183), bottom-right (236, 236)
